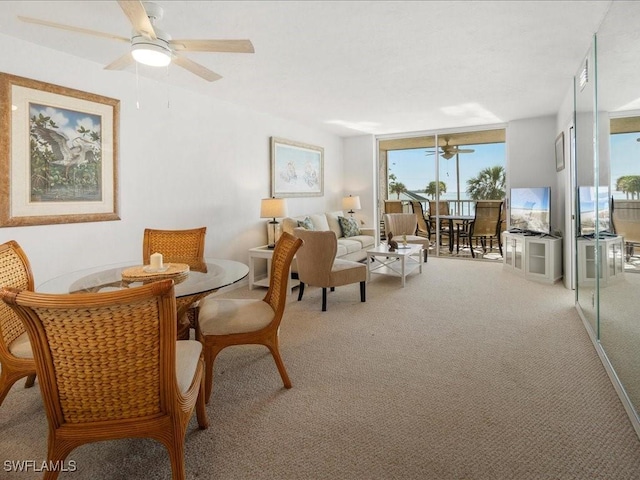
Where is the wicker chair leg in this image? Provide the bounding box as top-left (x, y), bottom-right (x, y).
top-left (266, 336), bottom-right (292, 388)
top-left (165, 437), bottom-right (187, 480)
top-left (360, 281), bottom-right (366, 302)
top-left (195, 368), bottom-right (208, 429)
top-left (25, 373), bottom-right (36, 388)
top-left (203, 344), bottom-right (225, 404)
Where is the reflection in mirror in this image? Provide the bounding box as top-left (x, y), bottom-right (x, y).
top-left (590, 0), bottom-right (640, 427)
top-left (574, 38), bottom-right (597, 336)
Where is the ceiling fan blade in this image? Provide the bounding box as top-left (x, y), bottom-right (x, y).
top-left (104, 52), bottom-right (135, 71)
top-left (173, 55), bottom-right (222, 82)
top-left (18, 16), bottom-right (129, 43)
top-left (117, 0), bottom-right (156, 39)
top-left (170, 39), bottom-right (255, 53)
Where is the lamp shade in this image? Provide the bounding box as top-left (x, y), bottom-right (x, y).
top-left (260, 198), bottom-right (288, 219)
top-left (342, 195), bottom-right (361, 212)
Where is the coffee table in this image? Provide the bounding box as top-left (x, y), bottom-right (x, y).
top-left (366, 243), bottom-right (423, 287)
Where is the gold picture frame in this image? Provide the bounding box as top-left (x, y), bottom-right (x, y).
top-left (271, 137), bottom-right (323, 197)
top-left (0, 73), bottom-right (120, 227)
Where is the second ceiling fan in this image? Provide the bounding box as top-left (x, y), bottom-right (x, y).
top-left (18, 0), bottom-right (254, 82)
top-left (426, 138), bottom-right (475, 160)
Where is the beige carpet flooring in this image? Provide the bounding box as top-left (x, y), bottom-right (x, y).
top-left (2, 257), bottom-right (640, 479)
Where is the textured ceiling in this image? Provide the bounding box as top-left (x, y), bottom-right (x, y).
top-left (0, 1), bottom-right (614, 137)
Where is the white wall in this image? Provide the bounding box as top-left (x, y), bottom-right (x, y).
top-left (343, 135), bottom-right (376, 232)
top-left (557, 83), bottom-right (576, 289)
top-left (0, 34), bottom-right (345, 284)
top-left (506, 115), bottom-right (561, 233)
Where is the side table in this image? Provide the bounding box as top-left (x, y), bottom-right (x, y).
top-left (366, 243), bottom-right (423, 287)
top-left (248, 245), bottom-right (299, 295)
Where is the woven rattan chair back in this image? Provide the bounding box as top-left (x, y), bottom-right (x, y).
top-left (263, 232), bottom-right (304, 319)
top-left (143, 227), bottom-right (207, 336)
top-left (0, 240), bottom-right (36, 406)
top-left (1, 279), bottom-right (208, 479)
top-left (143, 227), bottom-right (206, 270)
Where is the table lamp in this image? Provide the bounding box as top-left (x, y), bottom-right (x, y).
top-left (260, 197), bottom-right (288, 248)
top-left (342, 195), bottom-right (361, 217)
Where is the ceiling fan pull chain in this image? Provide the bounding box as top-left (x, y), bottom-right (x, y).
top-left (135, 62), bottom-right (141, 110)
top-left (165, 65), bottom-right (170, 109)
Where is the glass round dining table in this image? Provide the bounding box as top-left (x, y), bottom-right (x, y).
top-left (37, 258), bottom-right (249, 339)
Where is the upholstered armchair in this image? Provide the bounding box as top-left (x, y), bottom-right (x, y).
top-left (383, 213), bottom-right (429, 261)
top-left (293, 228), bottom-right (366, 311)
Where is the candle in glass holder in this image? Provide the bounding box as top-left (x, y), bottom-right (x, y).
top-left (150, 252), bottom-right (163, 270)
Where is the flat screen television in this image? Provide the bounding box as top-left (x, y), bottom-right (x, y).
top-left (509, 187), bottom-right (551, 234)
top-left (578, 186), bottom-right (611, 236)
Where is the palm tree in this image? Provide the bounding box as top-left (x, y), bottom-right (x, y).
top-left (389, 181), bottom-right (407, 199)
top-left (616, 175), bottom-right (640, 199)
top-left (466, 166), bottom-right (505, 200)
top-left (425, 181), bottom-right (447, 200)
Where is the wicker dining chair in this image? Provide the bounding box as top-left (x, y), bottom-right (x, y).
top-left (0, 240), bottom-right (37, 406)
top-left (0, 279), bottom-right (208, 480)
top-left (196, 232), bottom-right (302, 404)
top-left (143, 227), bottom-right (207, 337)
top-left (143, 227), bottom-right (207, 270)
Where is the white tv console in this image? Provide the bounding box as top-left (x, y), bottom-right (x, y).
top-left (502, 231), bottom-right (563, 284)
top-left (576, 235), bottom-right (625, 287)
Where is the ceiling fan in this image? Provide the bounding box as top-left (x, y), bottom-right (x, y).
top-left (17, 0), bottom-right (254, 82)
top-left (426, 138), bottom-right (475, 160)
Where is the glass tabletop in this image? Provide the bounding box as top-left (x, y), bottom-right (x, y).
top-left (37, 258), bottom-right (249, 298)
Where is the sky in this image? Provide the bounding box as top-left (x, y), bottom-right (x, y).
top-left (610, 132), bottom-right (640, 197)
top-left (387, 143), bottom-right (506, 197)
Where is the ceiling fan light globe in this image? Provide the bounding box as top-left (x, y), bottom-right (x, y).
top-left (131, 31), bottom-right (172, 67)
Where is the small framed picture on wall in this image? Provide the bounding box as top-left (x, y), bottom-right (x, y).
top-left (555, 132), bottom-right (565, 172)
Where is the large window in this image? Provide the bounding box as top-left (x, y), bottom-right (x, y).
top-left (381, 129), bottom-right (506, 212)
top-left (379, 129), bottom-right (506, 258)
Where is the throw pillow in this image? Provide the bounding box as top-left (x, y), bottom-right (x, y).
top-left (338, 216), bottom-right (360, 238)
top-left (297, 217), bottom-right (315, 230)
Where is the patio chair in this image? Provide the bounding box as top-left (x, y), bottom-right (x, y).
top-left (410, 201), bottom-right (430, 239)
top-left (457, 201), bottom-right (504, 258)
top-left (384, 200), bottom-right (404, 213)
top-left (611, 199), bottom-right (640, 261)
top-left (0, 279), bottom-right (208, 480)
top-left (427, 200), bottom-right (451, 245)
top-left (0, 240), bottom-right (37, 406)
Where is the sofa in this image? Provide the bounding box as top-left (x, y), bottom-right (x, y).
top-left (281, 211), bottom-right (375, 264)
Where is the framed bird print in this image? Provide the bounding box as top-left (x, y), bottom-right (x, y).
top-left (271, 137), bottom-right (323, 197)
top-left (0, 72), bottom-right (120, 227)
